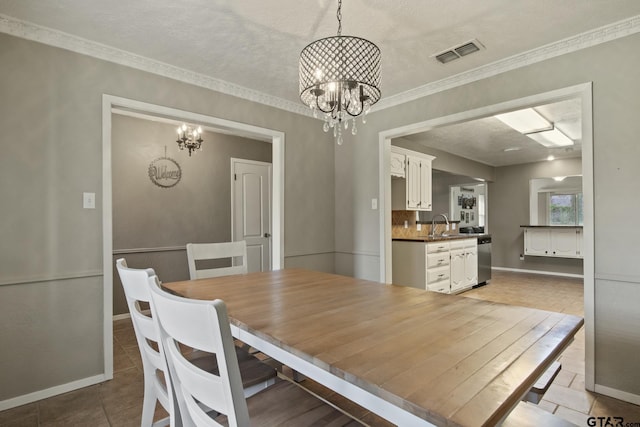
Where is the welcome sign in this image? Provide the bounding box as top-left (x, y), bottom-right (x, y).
top-left (148, 156), bottom-right (182, 188)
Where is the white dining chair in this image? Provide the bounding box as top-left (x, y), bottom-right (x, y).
top-left (115, 258), bottom-right (277, 426)
top-left (148, 278), bottom-right (363, 427)
top-left (186, 241), bottom-right (247, 280)
top-left (115, 258), bottom-right (177, 427)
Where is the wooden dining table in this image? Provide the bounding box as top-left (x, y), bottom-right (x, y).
top-left (162, 268), bottom-right (583, 427)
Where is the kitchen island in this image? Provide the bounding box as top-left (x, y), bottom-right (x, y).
top-left (392, 234), bottom-right (490, 294)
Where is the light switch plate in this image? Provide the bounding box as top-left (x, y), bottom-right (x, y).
top-left (83, 192), bottom-right (96, 209)
top-left (371, 198), bottom-right (378, 210)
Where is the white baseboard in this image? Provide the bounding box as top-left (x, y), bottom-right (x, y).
top-left (492, 266), bottom-right (584, 279)
top-left (112, 312), bottom-right (131, 321)
top-left (594, 384), bottom-right (640, 406)
top-left (0, 374), bottom-right (106, 411)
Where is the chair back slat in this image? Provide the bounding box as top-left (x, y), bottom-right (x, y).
top-left (193, 266), bottom-right (246, 279)
top-left (166, 341), bottom-right (228, 416)
top-left (186, 241), bottom-right (248, 280)
top-left (149, 279), bottom-right (250, 427)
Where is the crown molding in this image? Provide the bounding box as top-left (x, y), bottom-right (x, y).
top-left (2, 13), bottom-right (640, 117)
top-left (375, 14), bottom-right (640, 111)
top-left (0, 13), bottom-right (310, 117)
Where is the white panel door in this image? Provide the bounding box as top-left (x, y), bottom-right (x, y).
top-left (232, 159), bottom-right (271, 272)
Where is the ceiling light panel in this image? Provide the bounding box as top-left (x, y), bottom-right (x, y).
top-left (527, 127), bottom-right (574, 147)
top-left (495, 108), bottom-right (551, 133)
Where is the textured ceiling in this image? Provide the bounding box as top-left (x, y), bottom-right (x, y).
top-left (404, 99), bottom-right (582, 167)
top-left (2, 0), bottom-right (640, 104)
top-left (1, 0), bottom-right (638, 166)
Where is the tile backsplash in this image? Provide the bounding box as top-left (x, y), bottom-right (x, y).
top-left (391, 210), bottom-right (458, 238)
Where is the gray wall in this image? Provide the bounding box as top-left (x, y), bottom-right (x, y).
top-left (490, 158), bottom-right (583, 274)
top-left (0, 33), bottom-right (334, 402)
top-left (111, 114), bottom-right (272, 315)
top-left (2, 23), bottom-right (640, 406)
top-left (337, 33), bottom-right (640, 396)
top-left (425, 173), bottom-right (484, 224)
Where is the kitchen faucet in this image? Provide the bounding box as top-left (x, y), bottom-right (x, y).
top-left (430, 213), bottom-right (449, 237)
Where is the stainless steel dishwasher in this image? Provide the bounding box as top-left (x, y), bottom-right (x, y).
top-left (477, 235), bottom-right (492, 285)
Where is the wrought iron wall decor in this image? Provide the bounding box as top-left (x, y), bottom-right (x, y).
top-left (149, 147), bottom-right (182, 188)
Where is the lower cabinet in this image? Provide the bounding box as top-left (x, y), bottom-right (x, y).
top-left (523, 226), bottom-right (583, 258)
top-left (392, 238), bottom-right (478, 294)
top-left (450, 239), bottom-right (478, 293)
top-left (426, 241), bottom-right (451, 293)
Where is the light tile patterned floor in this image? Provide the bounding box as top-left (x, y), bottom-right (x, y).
top-left (2, 270), bottom-right (640, 426)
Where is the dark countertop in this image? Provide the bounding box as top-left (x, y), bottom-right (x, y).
top-left (520, 225), bottom-right (583, 228)
top-left (416, 220), bottom-right (461, 224)
top-left (393, 233), bottom-right (490, 243)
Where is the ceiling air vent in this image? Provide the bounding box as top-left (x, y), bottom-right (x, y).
top-left (434, 39), bottom-right (484, 64)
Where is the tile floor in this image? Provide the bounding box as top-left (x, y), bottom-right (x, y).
top-left (1, 270), bottom-right (640, 426)
top-left (464, 270), bottom-right (640, 426)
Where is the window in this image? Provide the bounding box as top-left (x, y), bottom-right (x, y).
top-left (478, 194), bottom-right (485, 227)
top-left (549, 193), bottom-right (583, 225)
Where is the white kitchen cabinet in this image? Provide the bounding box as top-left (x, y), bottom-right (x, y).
top-left (523, 226), bottom-right (583, 259)
top-left (551, 228), bottom-right (580, 257)
top-left (464, 244), bottom-right (478, 287)
top-left (450, 249), bottom-right (466, 291)
top-left (406, 155), bottom-right (433, 210)
top-left (426, 241), bottom-right (451, 293)
top-left (392, 238), bottom-right (477, 294)
top-left (390, 150), bottom-right (406, 178)
top-left (450, 239), bottom-right (478, 293)
top-left (524, 228), bottom-right (551, 256)
top-left (391, 147), bottom-right (435, 211)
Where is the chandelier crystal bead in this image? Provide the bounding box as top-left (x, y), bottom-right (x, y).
top-left (299, 0), bottom-right (381, 144)
top-left (176, 124), bottom-right (203, 156)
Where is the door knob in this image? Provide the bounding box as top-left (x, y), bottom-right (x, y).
top-left (264, 233), bottom-right (271, 238)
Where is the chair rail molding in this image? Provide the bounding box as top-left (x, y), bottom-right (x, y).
top-left (0, 270), bottom-right (103, 287)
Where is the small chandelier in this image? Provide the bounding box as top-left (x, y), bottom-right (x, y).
top-left (176, 124), bottom-right (203, 156)
top-left (299, 0), bottom-right (381, 145)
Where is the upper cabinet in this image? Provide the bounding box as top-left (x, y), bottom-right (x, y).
top-left (390, 150), bottom-right (406, 178)
top-left (391, 147), bottom-right (435, 211)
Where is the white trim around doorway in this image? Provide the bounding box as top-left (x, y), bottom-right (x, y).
top-left (377, 82), bottom-right (595, 390)
top-left (102, 94), bottom-right (285, 381)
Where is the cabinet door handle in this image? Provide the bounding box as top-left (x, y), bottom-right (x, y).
top-left (438, 273), bottom-right (444, 278)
